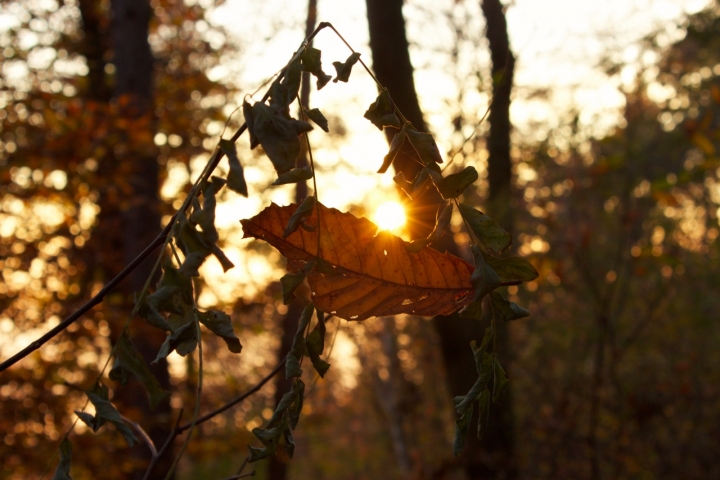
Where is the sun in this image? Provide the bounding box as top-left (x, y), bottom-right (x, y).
top-left (373, 201), bottom-right (406, 232)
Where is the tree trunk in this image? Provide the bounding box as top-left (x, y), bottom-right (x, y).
top-left (103, 0), bottom-right (172, 478)
top-left (365, 1), bottom-right (518, 478)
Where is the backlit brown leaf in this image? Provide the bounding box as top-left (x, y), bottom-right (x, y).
top-left (240, 202), bottom-right (476, 321)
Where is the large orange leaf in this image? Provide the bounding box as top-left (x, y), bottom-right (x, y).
top-left (240, 202), bottom-right (474, 321)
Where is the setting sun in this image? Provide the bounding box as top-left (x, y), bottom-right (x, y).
top-left (373, 201), bottom-right (406, 231)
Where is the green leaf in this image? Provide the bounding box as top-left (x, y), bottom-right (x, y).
top-left (110, 332), bottom-right (169, 409)
top-left (252, 422), bottom-right (285, 455)
top-left (432, 166), bottom-right (478, 199)
top-left (457, 203), bottom-right (512, 254)
top-left (52, 438), bottom-right (73, 480)
top-left (428, 203), bottom-right (453, 243)
top-left (270, 58), bottom-right (301, 110)
top-left (492, 354), bottom-right (509, 404)
top-left (469, 245), bottom-right (502, 303)
top-left (364, 89), bottom-right (401, 130)
top-left (281, 271), bottom-right (306, 305)
top-left (459, 299), bottom-right (483, 320)
top-left (452, 403), bottom-right (473, 457)
top-left (483, 252), bottom-right (539, 284)
top-left (300, 47), bottom-right (332, 90)
top-left (283, 195), bottom-right (316, 238)
top-left (250, 102), bottom-right (313, 175)
top-left (153, 321), bottom-right (197, 364)
top-left (477, 388), bottom-right (491, 440)
top-left (474, 326), bottom-right (493, 367)
top-left (490, 291), bottom-right (530, 322)
top-left (286, 303), bottom-right (314, 379)
top-left (405, 127), bottom-right (443, 165)
top-left (304, 108), bottom-right (329, 132)
top-left (219, 139), bottom-right (248, 197)
top-left (197, 309), bottom-right (242, 353)
top-left (332, 52), bottom-right (361, 83)
top-left (378, 127), bottom-right (406, 174)
top-left (75, 382), bottom-right (138, 447)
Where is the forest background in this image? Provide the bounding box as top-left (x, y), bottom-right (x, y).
top-left (1, 0), bottom-right (720, 479)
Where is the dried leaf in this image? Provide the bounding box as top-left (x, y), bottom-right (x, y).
top-left (153, 321), bottom-right (197, 363)
top-left (284, 195), bottom-right (316, 238)
top-left (458, 203), bottom-right (511, 253)
top-left (220, 139), bottom-right (248, 197)
top-left (378, 127), bottom-right (406, 174)
top-left (197, 309), bottom-right (242, 353)
top-left (75, 382), bottom-right (138, 447)
top-left (286, 303), bottom-right (314, 378)
top-left (304, 108), bottom-right (329, 132)
top-left (332, 52), bottom-right (361, 83)
top-left (272, 166), bottom-right (313, 186)
top-left (241, 202), bottom-right (476, 321)
top-left (469, 245), bottom-right (501, 303)
top-left (270, 58), bottom-right (301, 110)
top-left (490, 291), bottom-right (530, 321)
top-left (364, 89), bottom-right (401, 130)
top-left (250, 102), bottom-right (313, 175)
top-left (428, 203), bottom-right (453, 244)
top-left (405, 127), bottom-right (443, 165)
top-left (110, 332), bottom-right (169, 409)
top-left (52, 438), bottom-right (73, 480)
top-left (300, 47), bottom-right (332, 90)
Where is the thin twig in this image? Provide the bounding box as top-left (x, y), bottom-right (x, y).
top-left (121, 414), bottom-right (158, 458)
top-left (141, 410), bottom-right (184, 480)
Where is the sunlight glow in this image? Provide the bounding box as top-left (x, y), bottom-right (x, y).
top-left (373, 201), bottom-right (406, 232)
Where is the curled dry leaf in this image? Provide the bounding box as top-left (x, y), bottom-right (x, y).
top-left (240, 202), bottom-right (477, 321)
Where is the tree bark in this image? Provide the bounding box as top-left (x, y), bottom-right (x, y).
top-left (103, 1), bottom-right (172, 478)
top-left (365, 1), bottom-right (518, 478)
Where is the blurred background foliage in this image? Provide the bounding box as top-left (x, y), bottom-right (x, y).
top-left (1, 0), bottom-right (720, 479)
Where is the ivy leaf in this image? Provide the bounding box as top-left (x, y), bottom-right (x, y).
top-left (283, 195), bottom-right (316, 238)
top-left (492, 354), bottom-right (509, 404)
top-left (458, 203), bottom-right (511, 254)
top-left (405, 127), bottom-right (443, 165)
top-left (52, 438), bottom-right (73, 480)
top-left (452, 403), bottom-right (473, 457)
top-left (477, 388), bottom-right (491, 440)
top-left (490, 291), bottom-right (530, 322)
top-left (197, 309), bottom-right (242, 353)
top-left (272, 166), bottom-right (313, 186)
top-left (75, 382), bottom-right (138, 447)
top-left (378, 127), bottom-right (406, 174)
top-left (364, 89), bottom-right (401, 130)
top-left (483, 252), bottom-right (539, 284)
top-left (109, 332), bottom-right (169, 409)
top-left (219, 139), bottom-right (248, 197)
top-left (270, 59), bottom-right (301, 111)
top-left (428, 203), bottom-right (453, 244)
top-left (332, 52), bottom-right (361, 83)
top-left (304, 108), bottom-right (329, 132)
top-left (250, 102), bottom-right (313, 175)
top-left (153, 321), bottom-right (197, 364)
top-left (469, 245), bottom-right (501, 303)
top-left (286, 303), bottom-right (314, 379)
top-left (432, 166), bottom-right (478, 199)
top-left (300, 47), bottom-right (332, 90)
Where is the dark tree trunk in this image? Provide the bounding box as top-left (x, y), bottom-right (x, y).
top-left (365, 0), bottom-right (441, 239)
top-left (366, 1), bottom-right (518, 478)
top-left (97, 0), bottom-right (173, 478)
